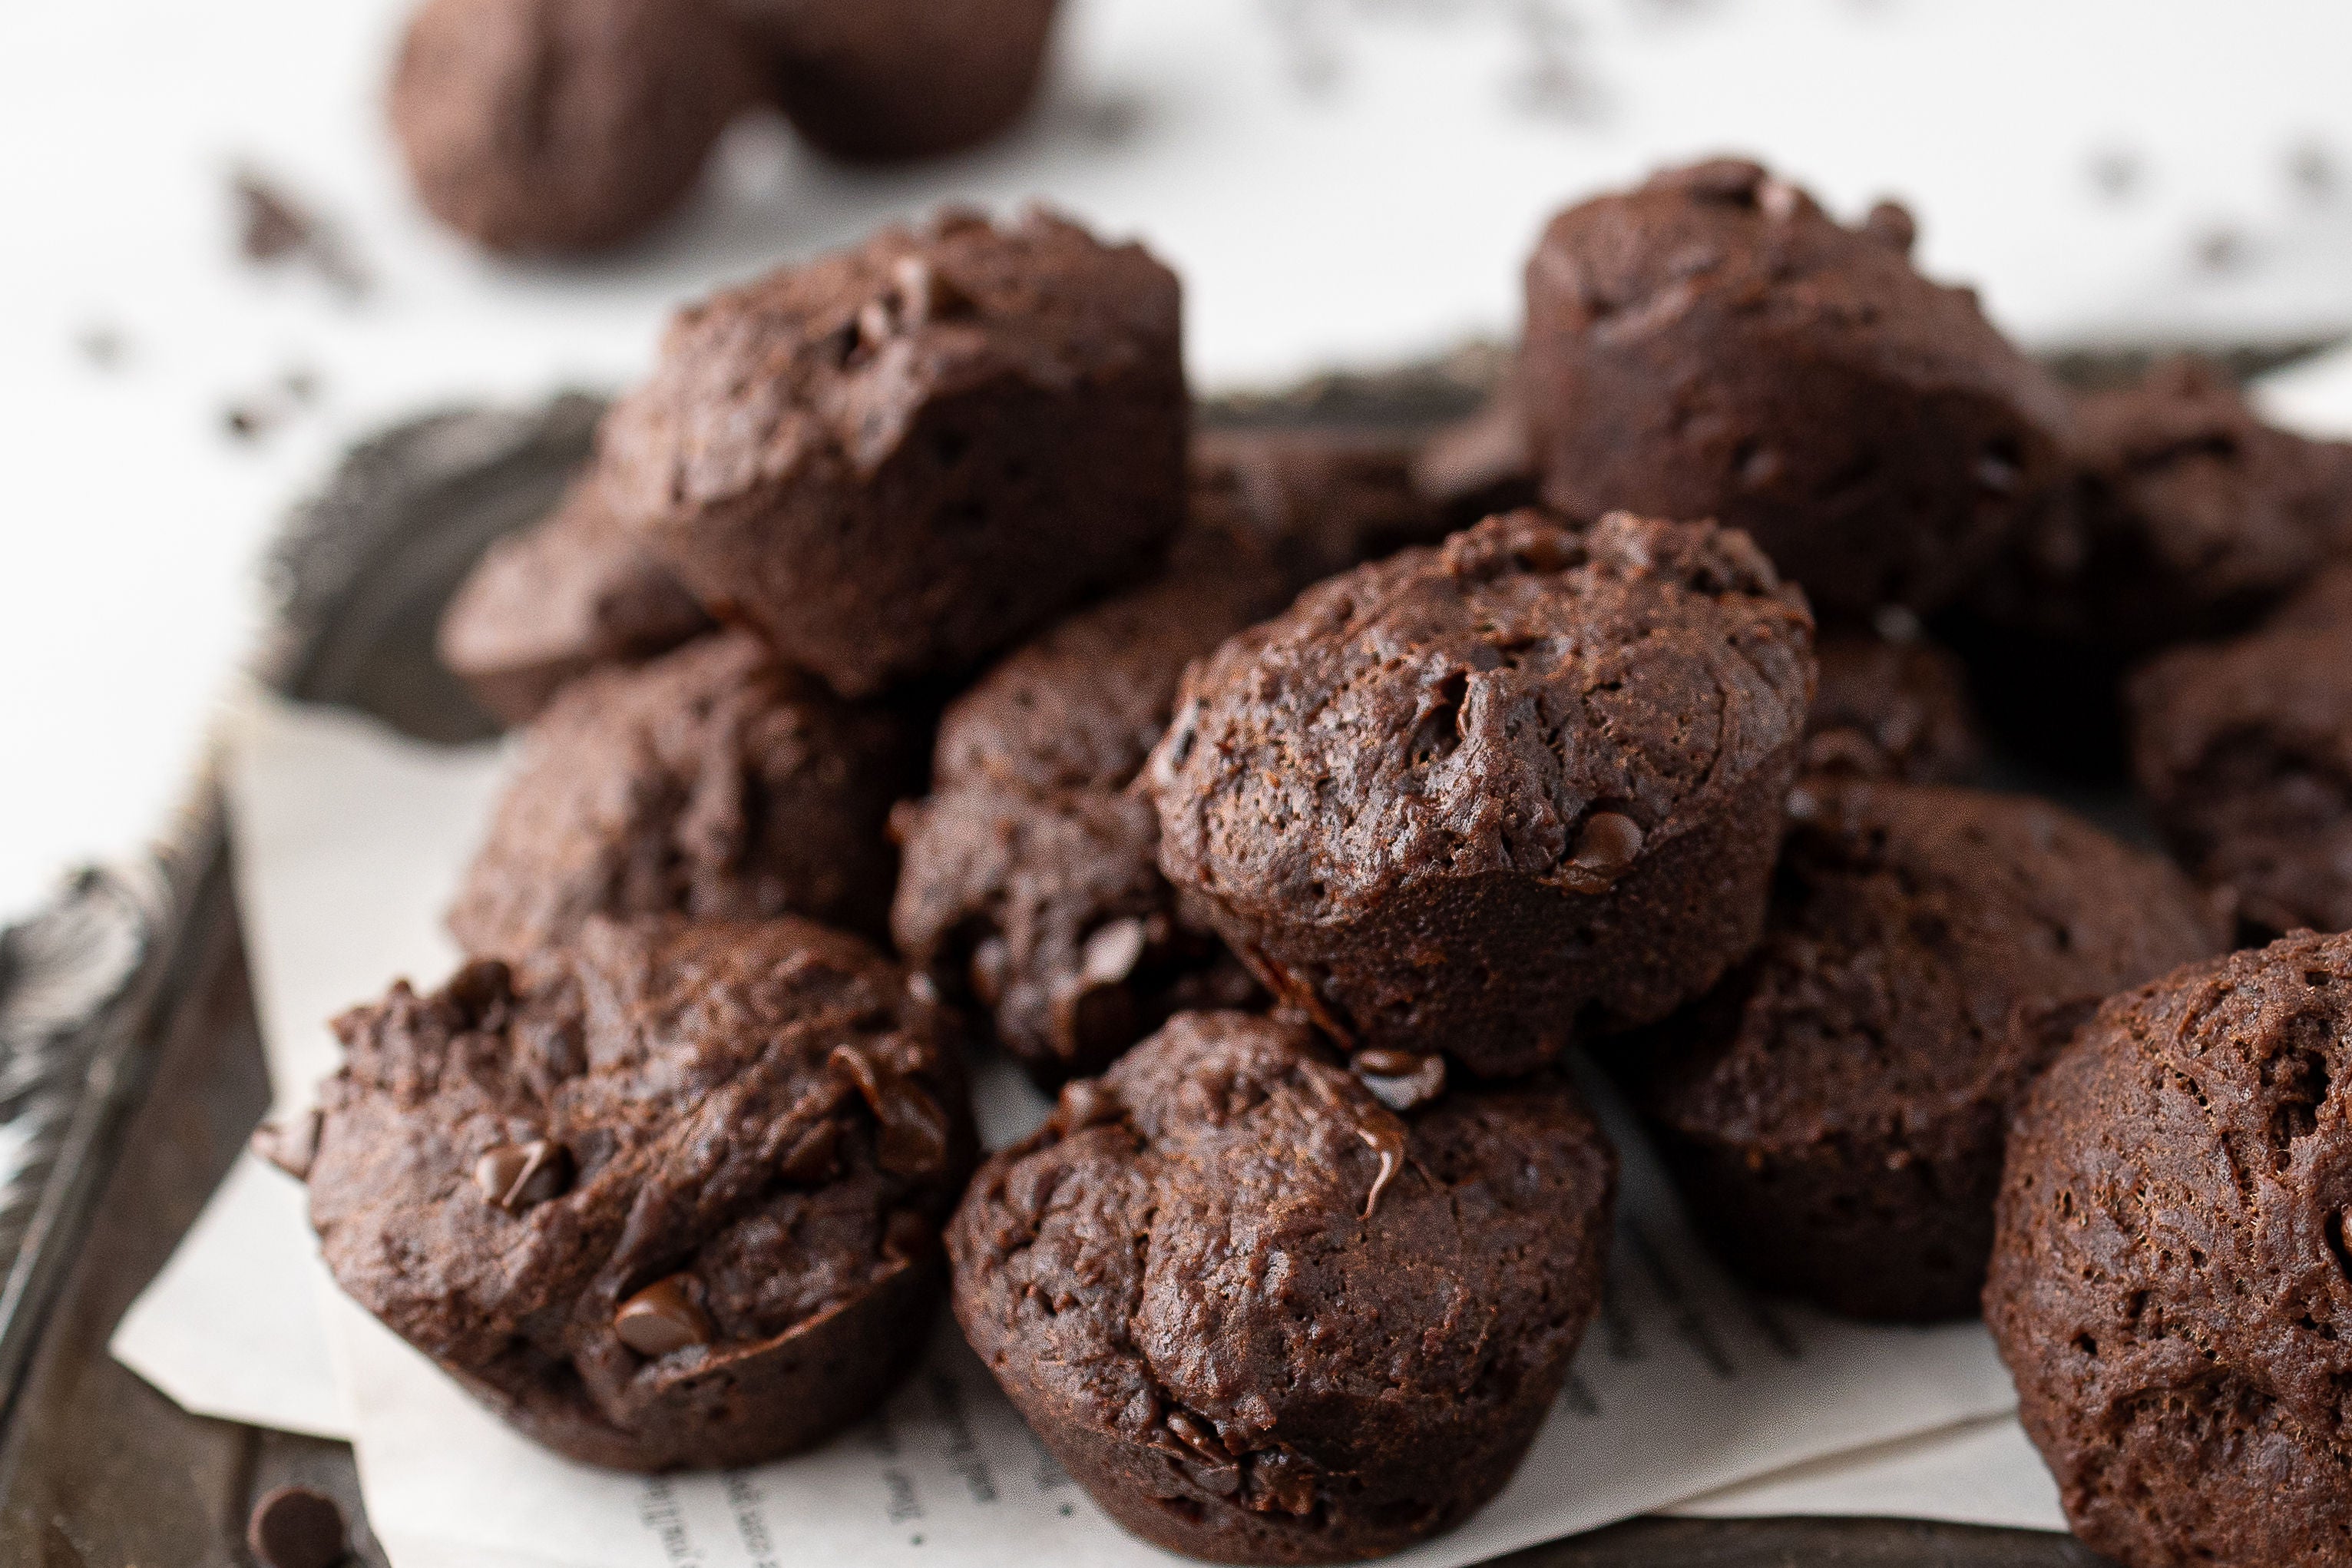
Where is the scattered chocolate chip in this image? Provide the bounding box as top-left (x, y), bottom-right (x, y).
top-left (2192, 224), bottom-right (2249, 275)
top-left (1862, 200), bottom-right (1917, 253)
top-left (2089, 147), bottom-right (2143, 202)
top-left (614, 1275), bottom-right (711, 1357)
top-left (246, 1484), bottom-right (346, 1568)
top-left (75, 323), bottom-right (128, 370)
top-left (1048, 1077), bottom-right (1122, 1135)
top-left (1356, 1114), bottom-right (1407, 1219)
top-left (1351, 1048), bottom-right (1447, 1113)
top-left (1559, 811), bottom-right (1646, 893)
top-left (2291, 139), bottom-right (2337, 200)
top-left (473, 1140), bottom-right (571, 1212)
top-left (777, 1119), bottom-right (842, 1184)
top-left (251, 1110), bottom-right (323, 1182)
top-left (882, 1208), bottom-right (935, 1262)
top-left (223, 402), bottom-right (273, 442)
top-left (233, 166), bottom-right (369, 299)
top-left (831, 1044), bottom-right (954, 1176)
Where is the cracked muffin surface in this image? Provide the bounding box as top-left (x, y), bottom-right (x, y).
top-left (948, 1009), bottom-right (1616, 1563)
top-left (1986, 930), bottom-right (2352, 1568)
top-left (308, 915), bottom-right (976, 1472)
top-left (1148, 509), bottom-right (1816, 1077)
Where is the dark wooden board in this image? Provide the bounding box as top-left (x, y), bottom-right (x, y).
top-left (0, 374), bottom-right (2142, 1566)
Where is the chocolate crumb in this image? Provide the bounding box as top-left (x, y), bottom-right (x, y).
top-left (233, 165), bottom-right (369, 299)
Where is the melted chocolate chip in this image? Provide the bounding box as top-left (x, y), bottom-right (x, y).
top-left (252, 1110), bottom-right (323, 1181)
top-left (882, 1208), bottom-right (935, 1263)
top-left (1351, 1049), bottom-right (1447, 1113)
top-left (831, 1044), bottom-right (954, 1176)
top-left (472, 1140), bottom-right (571, 1212)
top-left (1560, 810), bottom-right (1646, 893)
top-left (1249, 1449), bottom-right (1320, 1517)
top-left (892, 254), bottom-right (975, 326)
top-left (1048, 1077), bottom-right (1123, 1136)
top-left (246, 1484), bottom-right (346, 1568)
top-left (615, 1275), bottom-right (711, 1357)
top-left (777, 1119), bottom-right (842, 1184)
top-left (1358, 1113), bottom-right (1407, 1219)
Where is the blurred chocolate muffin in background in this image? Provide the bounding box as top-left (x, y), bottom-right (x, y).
top-left (389, 0), bottom-right (756, 254)
top-left (1948, 356), bottom-right (2352, 777)
top-left (1803, 614), bottom-right (1985, 786)
top-left (1193, 425), bottom-right (1454, 589)
top-left (1520, 158), bottom-right (2074, 618)
top-left (725, 0), bottom-right (1063, 161)
top-left (438, 477), bottom-right (714, 726)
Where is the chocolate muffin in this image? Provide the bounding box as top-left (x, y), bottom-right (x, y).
top-left (1150, 510), bottom-right (1817, 1079)
top-left (1193, 426), bottom-right (1451, 590)
top-left (891, 535), bottom-right (1285, 1085)
top-left (438, 476), bottom-right (713, 726)
top-left (1978, 356), bottom-right (2352, 657)
top-left (308, 915), bottom-right (977, 1472)
top-left (1631, 779), bottom-right (2225, 1322)
top-left (388, 0), bottom-right (755, 255)
top-left (599, 208), bottom-right (1187, 698)
top-left (2129, 566), bottom-right (2352, 938)
top-left (1803, 618), bottom-right (1984, 784)
top-left (949, 1011), bottom-right (1616, 1563)
top-left (727, 0), bottom-right (1061, 161)
top-left (448, 630), bottom-right (917, 957)
top-left (1520, 159), bottom-right (2072, 616)
top-left (1986, 930), bottom-right (2352, 1568)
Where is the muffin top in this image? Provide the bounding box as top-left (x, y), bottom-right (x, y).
top-left (310, 915), bottom-right (974, 1392)
top-left (598, 207), bottom-right (1181, 525)
top-left (448, 630), bottom-right (915, 955)
top-left (1148, 510), bottom-right (1815, 923)
top-left (950, 1010), bottom-right (1614, 1489)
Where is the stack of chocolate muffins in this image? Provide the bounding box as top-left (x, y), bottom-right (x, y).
top-left (277, 163), bottom-right (2352, 1567)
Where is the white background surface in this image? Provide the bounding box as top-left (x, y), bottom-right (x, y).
top-left (11, 0), bottom-right (2352, 924)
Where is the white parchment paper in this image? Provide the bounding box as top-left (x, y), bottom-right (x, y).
top-left (117, 693), bottom-right (2056, 1565)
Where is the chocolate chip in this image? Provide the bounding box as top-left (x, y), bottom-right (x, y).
top-left (246, 1485), bottom-right (346, 1568)
top-left (1166, 1408), bottom-right (1232, 1464)
top-left (856, 297), bottom-right (897, 350)
top-left (472, 1140), bottom-right (571, 1212)
top-left (1862, 200), bottom-right (1917, 254)
top-left (615, 1275), bottom-right (711, 1357)
top-left (1671, 157), bottom-right (1766, 203)
top-left (1560, 811), bottom-right (1646, 894)
top-left (892, 254), bottom-right (974, 326)
top-left (1352, 1049), bottom-right (1447, 1113)
top-left (777, 1119), bottom-right (842, 1184)
top-left (968, 935), bottom-right (1011, 1009)
top-left (1058, 979), bottom-right (1139, 1061)
top-left (1757, 177), bottom-right (1805, 223)
top-left (882, 1208), bottom-right (934, 1263)
top-left (1357, 1113), bottom-right (1407, 1219)
top-left (1250, 1451), bottom-right (1319, 1517)
top-left (832, 1044), bottom-right (954, 1176)
top-left (1048, 1077), bottom-right (1122, 1135)
top-left (252, 1110), bottom-right (322, 1181)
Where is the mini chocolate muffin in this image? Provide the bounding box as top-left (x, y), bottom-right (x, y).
top-left (1631, 779), bottom-right (2225, 1322)
top-left (2129, 567), bottom-right (2352, 938)
top-left (1412, 381), bottom-right (1541, 532)
top-left (892, 540), bottom-right (1285, 1084)
top-left (1978, 356), bottom-right (2352, 657)
top-left (309, 915), bottom-right (978, 1472)
top-left (726, 0), bottom-right (1061, 161)
top-left (1986, 930), bottom-right (2352, 1568)
top-left (448, 630), bottom-right (918, 957)
top-left (1149, 510), bottom-right (1816, 1079)
top-left (599, 207), bottom-right (1187, 698)
top-left (1193, 426), bottom-right (1451, 590)
top-left (949, 1010), bottom-right (1616, 1563)
top-left (388, 0), bottom-right (756, 255)
top-left (1803, 617), bottom-right (1984, 784)
top-left (1520, 159), bottom-right (2072, 616)
top-left (438, 476), bottom-right (714, 726)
